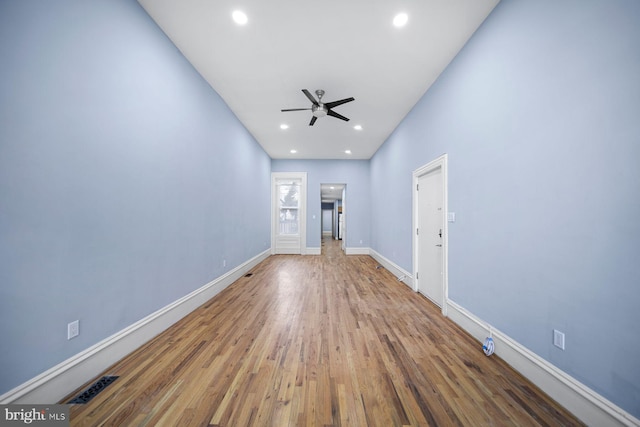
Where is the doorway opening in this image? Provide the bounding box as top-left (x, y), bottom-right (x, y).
top-left (320, 184), bottom-right (345, 254)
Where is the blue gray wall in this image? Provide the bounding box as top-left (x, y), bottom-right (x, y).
top-left (0, 0), bottom-right (271, 395)
top-left (2, 0), bottom-right (638, 418)
top-left (370, 0), bottom-right (640, 417)
top-left (271, 160), bottom-right (370, 250)
top-left (321, 210), bottom-right (333, 233)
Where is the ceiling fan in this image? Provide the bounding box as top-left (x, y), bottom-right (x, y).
top-left (281, 89), bottom-right (355, 126)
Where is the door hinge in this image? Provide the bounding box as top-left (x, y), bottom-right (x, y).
top-left (416, 272), bottom-right (419, 279)
top-left (416, 228), bottom-right (419, 235)
top-left (416, 183), bottom-right (419, 191)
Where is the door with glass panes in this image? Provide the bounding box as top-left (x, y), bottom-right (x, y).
top-left (272, 173), bottom-right (307, 254)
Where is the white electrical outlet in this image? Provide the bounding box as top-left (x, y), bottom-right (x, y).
top-left (223, 259), bottom-right (227, 267)
top-left (68, 320), bottom-right (79, 340)
top-left (553, 329), bottom-right (565, 350)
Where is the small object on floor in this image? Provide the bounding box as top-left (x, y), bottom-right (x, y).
top-left (483, 337), bottom-right (494, 356)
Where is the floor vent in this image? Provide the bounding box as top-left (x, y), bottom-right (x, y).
top-left (68, 376), bottom-right (119, 404)
top-left (245, 273), bottom-right (253, 277)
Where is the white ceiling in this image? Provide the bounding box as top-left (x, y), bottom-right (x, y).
top-left (320, 184), bottom-right (345, 203)
top-left (138, 0), bottom-right (499, 159)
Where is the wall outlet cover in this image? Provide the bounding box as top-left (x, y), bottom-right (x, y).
top-left (553, 329), bottom-right (565, 350)
top-left (68, 320), bottom-right (79, 340)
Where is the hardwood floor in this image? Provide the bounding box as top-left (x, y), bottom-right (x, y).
top-left (63, 237), bottom-right (583, 426)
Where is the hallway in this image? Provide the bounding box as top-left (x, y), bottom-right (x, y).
top-left (321, 234), bottom-right (342, 257)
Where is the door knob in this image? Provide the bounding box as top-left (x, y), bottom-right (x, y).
top-left (435, 244), bottom-right (442, 247)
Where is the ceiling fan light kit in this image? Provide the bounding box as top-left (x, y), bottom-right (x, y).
top-left (312, 104), bottom-right (327, 118)
top-left (281, 89), bottom-right (355, 126)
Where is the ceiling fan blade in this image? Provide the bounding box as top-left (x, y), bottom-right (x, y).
top-left (281, 108), bottom-right (312, 112)
top-left (302, 89), bottom-right (319, 106)
top-left (309, 116), bottom-right (317, 126)
top-left (324, 97), bottom-right (355, 109)
top-left (327, 109), bottom-right (350, 122)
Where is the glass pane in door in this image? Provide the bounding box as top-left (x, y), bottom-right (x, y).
top-left (278, 182), bottom-right (300, 235)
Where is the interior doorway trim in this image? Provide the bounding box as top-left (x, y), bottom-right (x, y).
top-left (412, 154), bottom-right (448, 316)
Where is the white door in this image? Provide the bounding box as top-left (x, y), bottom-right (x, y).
top-left (272, 173), bottom-right (307, 254)
top-left (414, 156), bottom-right (447, 309)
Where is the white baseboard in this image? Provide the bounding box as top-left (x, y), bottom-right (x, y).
top-left (306, 247), bottom-right (321, 255)
top-left (0, 249), bottom-right (271, 405)
top-left (446, 299), bottom-right (640, 427)
top-left (344, 247), bottom-right (370, 256)
top-left (368, 249), bottom-right (414, 288)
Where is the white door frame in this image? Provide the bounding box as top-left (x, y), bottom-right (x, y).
top-left (340, 186), bottom-right (346, 252)
top-left (412, 154), bottom-right (448, 316)
top-left (271, 172), bottom-right (307, 255)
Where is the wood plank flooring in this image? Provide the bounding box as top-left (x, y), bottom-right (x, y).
top-left (63, 237), bottom-right (583, 426)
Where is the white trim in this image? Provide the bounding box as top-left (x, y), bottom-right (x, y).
top-left (306, 247), bottom-right (321, 255)
top-left (446, 299), bottom-right (640, 427)
top-left (369, 248), bottom-right (414, 288)
top-left (412, 154), bottom-right (449, 316)
top-left (344, 247), bottom-right (370, 256)
top-left (0, 249), bottom-right (271, 405)
top-left (341, 186), bottom-right (347, 252)
top-left (271, 172), bottom-right (307, 255)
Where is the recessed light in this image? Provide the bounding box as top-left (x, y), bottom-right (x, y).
top-left (280, 124), bottom-right (289, 130)
top-left (232, 10), bottom-right (248, 25)
top-left (345, 150), bottom-right (352, 155)
top-left (290, 149), bottom-right (297, 154)
top-left (354, 125), bottom-right (362, 130)
top-left (393, 13), bottom-right (408, 27)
